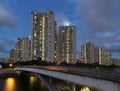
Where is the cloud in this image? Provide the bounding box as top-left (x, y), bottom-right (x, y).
top-left (69, 0), bottom-right (120, 31)
top-left (55, 13), bottom-right (81, 27)
top-left (0, 43), bottom-right (9, 53)
top-left (55, 13), bottom-right (72, 26)
top-left (2, 38), bottom-right (16, 45)
top-left (103, 42), bottom-right (120, 53)
top-left (0, 5), bottom-right (16, 28)
top-left (68, 0), bottom-right (120, 58)
top-left (0, 38), bottom-right (15, 54)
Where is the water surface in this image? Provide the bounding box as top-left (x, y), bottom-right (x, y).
top-left (0, 76), bottom-right (49, 91)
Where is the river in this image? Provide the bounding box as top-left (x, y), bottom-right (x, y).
top-left (0, 75), bottom-right (49, 91)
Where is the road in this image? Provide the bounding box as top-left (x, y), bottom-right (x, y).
top-left (24, 65), bottom-right (120, 82)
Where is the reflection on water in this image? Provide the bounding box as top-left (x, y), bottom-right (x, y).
top-left (29, 75), bottom-right (48, 91)
top-left (29, 76), bottom-right (40, 91)
top-left (29, 76), bottom-right (37, 87)
top-left (0, 76), bottom-right (49, 91)
top-left (19, 75), bottom-right (49, 91)
top-left (3, 78), bottom-right (16, 91)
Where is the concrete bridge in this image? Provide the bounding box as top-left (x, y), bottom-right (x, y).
top-left (14, 66), bottom-right (120, 91)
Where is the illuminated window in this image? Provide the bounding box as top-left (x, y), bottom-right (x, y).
top-left (34, 33), bottom-right (37, 36)
top-left (34, 16), bottom-right (37, 19)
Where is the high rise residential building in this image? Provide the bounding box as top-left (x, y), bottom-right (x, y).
top-left (98, 47), bottom-right (111, 65)
top-left (31, 10), bottom-right (57, 63)
top-left (112, 58), bottom-right (120, 66)
top-left (9, 49), bottom-right (15, 63)
top-left (57, 26), bottom-right (76, 64)
top-left (80, 41), bottom-right (95, 64)
top-left (15, 37), bottom-right (31, 62)
top-left (0, 57), bottom-right (9, 63)
top-left (80, 41), bottom-right (111, 65)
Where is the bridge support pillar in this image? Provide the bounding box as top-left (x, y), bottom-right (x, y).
top-left (49, 77), bottom-right (52, 84)
top-left (71, 83), bottom-right (76, 91)
top-left (34, 74), bottom-right (55, 91)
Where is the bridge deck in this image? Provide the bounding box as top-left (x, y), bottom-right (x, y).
top-left (15, 66), bottom-right (120, 82)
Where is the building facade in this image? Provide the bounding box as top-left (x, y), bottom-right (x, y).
top-left (9, 49), bottom-right (16, 63)
top-left (112, 58), bottom-right (120, 66)
top-left (57, 26), bottom-right (76, 64)
top-left (15, 37), bottom-right (31, 62)
top-left (31, 10), bottom-right (57, 62)
top-left (80, 41), bottom-right (95, 64)
top-left (80, 41), bottom-right (111, 65)
top-left (0, 57), bottom-right (9, 63)
top-left (98, 47), bottom-right (111, 65)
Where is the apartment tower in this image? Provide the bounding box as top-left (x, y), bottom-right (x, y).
top-left (9, 49), bottom-right (16, 63)
top-left (31, 10), bottom-right (57, 62)
top-left (80, 41), bottom-right (95, 64)
top-left (57, 26), bottom-right (76, 64)
top-left (15, 37), bottom-right (31, 62)
top-left (80, 41), bottom-right (111, 65)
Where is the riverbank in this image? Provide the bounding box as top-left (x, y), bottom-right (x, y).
top-left (0, 68), bottom-right (18, 78)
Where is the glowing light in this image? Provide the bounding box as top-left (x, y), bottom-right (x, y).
top-left (9, 63), bottom-right (13, 67)
top-left (3, 78), bottom-right (16, 91)
top-left (63, 20), bottom-right (70, 26)
top-left (30, 76), bottom-right (37, 84)
top-left (80, 87), bottom-right (90, 91)
top-left (29, 76), bottom-right (37, 90)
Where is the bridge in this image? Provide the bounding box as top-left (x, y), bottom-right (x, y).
top-left (14, 66), bottom-right (120, 91)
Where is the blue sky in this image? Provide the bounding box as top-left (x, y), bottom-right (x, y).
top-left (0, 0), bottom-right (120, 58)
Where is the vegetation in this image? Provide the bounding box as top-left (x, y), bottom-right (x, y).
top-left (59, 61), bottom-right (119, 69)
top-left (0, 58), bottom-right (119, 69)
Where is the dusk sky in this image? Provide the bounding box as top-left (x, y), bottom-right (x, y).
top-left (0, 0), bottom-right (120, 58)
